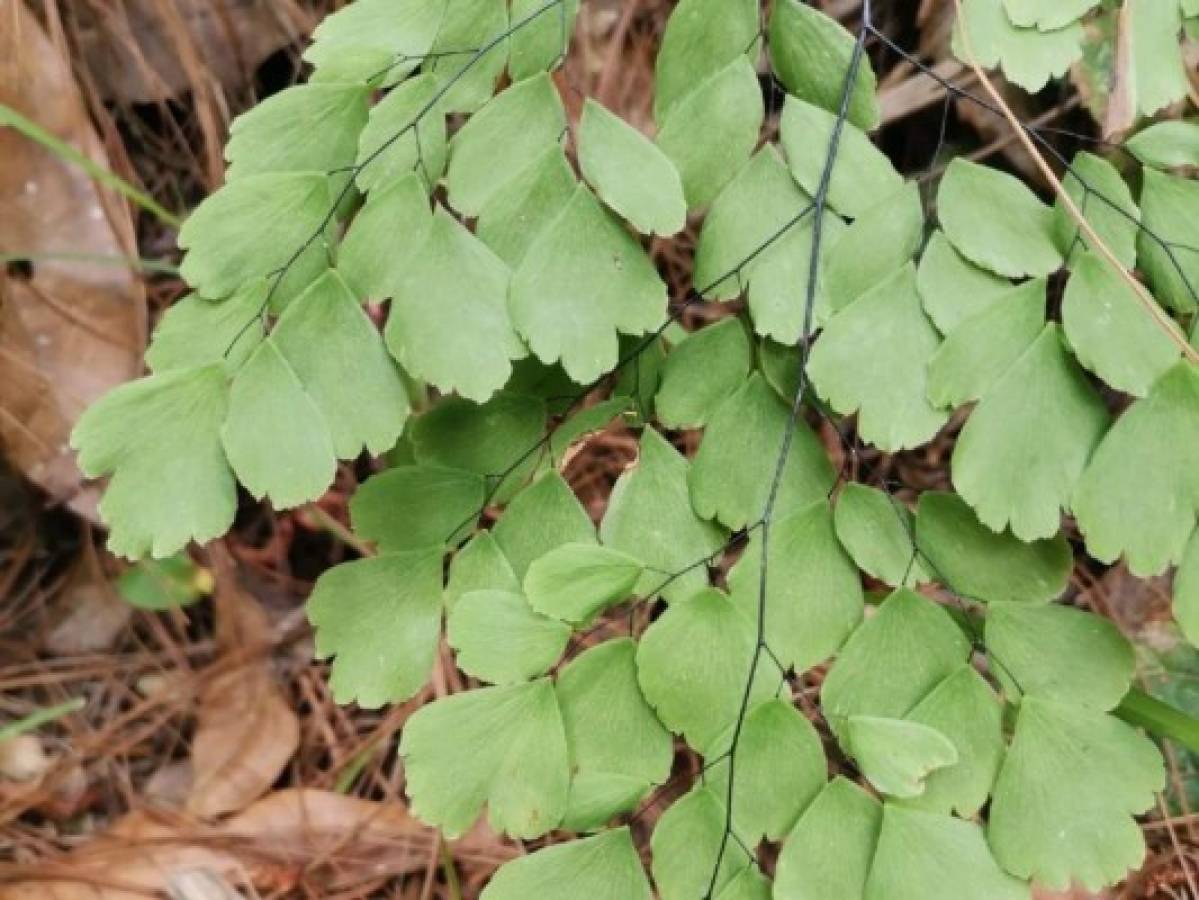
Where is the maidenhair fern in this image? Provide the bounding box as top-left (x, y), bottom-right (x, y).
top-left (72, 0), bottom-right (1199, 895)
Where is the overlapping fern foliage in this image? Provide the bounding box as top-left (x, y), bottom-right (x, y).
top-left (73, 0), bottom-right (1199, 895)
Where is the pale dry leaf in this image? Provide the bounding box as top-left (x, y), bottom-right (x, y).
top-left (1103, 2), bottom-right (1136, 140)
top-left (0, 735), bottom-right (51, 783)
top-left (44, 544), bottom-right (131, 655)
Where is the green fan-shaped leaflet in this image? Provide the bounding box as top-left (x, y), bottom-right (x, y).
top-left (953, 0), bottom-right (1083, 93)
top-left (727, 500), bottom-right (864, 673)
top-left (635, 588), bottom-right (774, 751)
top-left (349, 464), bottom-right (484, 551)
top-left (833, 483), bottom-right (929, 587)
top-left (444, 532), bottom-right (520, 612)
top-left (1174, 531), bottom-right (1199, 646)
top-left (690, 373), bottom-right (836, 530)
top-left (354, 73), bottom-right (447, 193)
top-left (599, 428), bottom-right (727, 604)
top-left (703, 699), bottom-right (827, 842)
top-left (1137, 168), bottom-right (1199, 313)
top-left (951, 324), bottom-right (1109, 541)
top-left (937, 158), bottom-right (1062, 279)
top-left (779, 97), bottom-right (901, 220)
top-left (1127, 121), bottom-right (1199, 170)
top-left (510, 185), bottom-right (668, 383)
top-left (422, 0), bottom-right (509, 114)
top-left (1127, 0), bottom-right (1191, 118)
top-left (71, 364), bottom-right (235, 560)
top-left (1072, 361), bottom-right (1199, 576)
top-left (524, 544), bottom-right (644, 625)
top-left (655, 318), bottom-right (752, 429)
top-left (555, 639), bottom-right (672, 830)
top-left (220, 338), bottom-right (337, 508)
top-left (177, 171), bottom-right (334, 303)
top-left (1002, 0), bottom-right (1098, 31)
top-left (476, 145), bottom-right (577, 266)
top-left (655, 57), bottom-right (764, 210)
top-left (336, 173), bottom-right (431, 301)
top-left (508, 0), bottom-right (579, 81)
top-left (445, 72), bottom-right (566, 216)
top-left (845, 716), bottom-right (958, 799)
top-left (988, 696), bottom-right (1164, 891)
top-left (447, 589), bottom-right (570, 684)
top-left (1053, 152), bottom-right (1139, 270)
top-left (916, 231), bottom-right (1012, 335)
top-left (652, 0), bottom-right (758, 122)
top-left (385, 207), bottom-right (524, 402)
top-left (303, 0), bottom-right (448, 85)
top-left (225, 83), bottom-right (368, 181)
top-left (272, 271), bottom-right (410, 459)
top-left (914, 491), bottom-right (1071, 604)
top-left (1062, 252), bottom-right (1180, 397)
top-left (399, 678), bottom-right (569, 839)
top-left (578, 99), bottom-right (685, 236)
top-left (306, 549), bottom-right (442, 708)
top-left (480, 827), bottom-right (652, 899)
top-left (807, 264), bottom-right (948, 451)
top-left (492, 470), bottom-right (596, 579)
top-left (775, 778), bottom-right (878, 899)
top-left (143, 279), bottom-right (266, 374)
top-left (651, 786), bottom-right (758, 900)
top-left (768, 0), bottom-right (880, 130)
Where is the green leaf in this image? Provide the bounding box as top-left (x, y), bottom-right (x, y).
top-left (481, 828), bottom-right (652, 899)
top-left (655, 58), bottom-right (764, 210)
top-left (1063, 252), bottom-right (1180, 397)
top-left (636, 588), bottom-right (773, 750)
top-left (476, 145), bottom-right (576, 267)
top-left (989, 696), bottom-right (1163, 891)
top-left (303, 0), bottom-right (448, 84)
top-left (493, 470), bottom-right (596, 578)
top-left (448, 589), bottom-right (570, 684)
top-left (1002, 0), bottom-right (1098, 31)
top-left (221, 339), bottom-right (336, 508)
top-left (824, 184), bottom-right (924, 315)
top-left (916, 230), bottom-right (1012, 335)
top-left (117, 555), bottom-right (205, 611)
top-left (780, 97), bottom-right (902, 219)
top-left (914, 491), bottom-right (1071, 604)
top-left (703, 699), bottom-right (827, 841)
top-left (1073, 361), bottom-right (1199, 576)
top-left (1137, 167), bottom-right (1199, 312)
top-left (690, 373), bottom-right (836, 530)
top-left (937, 158), bottom-right (1062, 278)
top-left (336, 173), bottom-right (431, 301)
top-left (386, 207), bottom-right (523, 402)
top-left (808, 264), bottom-right (949, 452)
top-left (508, 0), bottom-right (579, 80)
top-left (1174, 529), bottom-right (1199, 646)
top-left (717, 867), bottom-right (772, 900)
top-left (144, 280), bottom-right (265, 374)
top-left (652, 0), bottom-right (758, 122)
top-left (834, 483), bottom-right (928, 588)
top-left (846, 716), bottom-right (958, 799)
top-left (445, 73), bottom-right (566, 216)
top-left (1127, 120), bottom-right (1199, 169)
top-left (225, 83), bottom-right (368, 180)
top-left (600, 428), bottom-right (727, 604)
top-left (926, 278), bottom-right (1045, 408)
top-left (769, 0), bottom-right (880, 130)
top-left (578, 99), bottom-right (685, 236)
top-left (273, 271), bottom-right (409, 458)
top-left (511, 185), bottom-right (668, 383)
top-left (399, 678), bottom-right (569, 839)
top-left (986, 602), bottom-right (1136, 710)
top-left (727, 500), bottom-right (864, 673)
top-left (423, 0), bottom-right (509, 113)
top-left (821, 589), bottom-right (971, 740)
top-left (525, 544), bottom-right (644, 625)
top-left (556, 639), bottom-right (673, 826)
top-left (1128, 0), bottom-right (1190, 117)
top-left (1054, 151), bottom-right (1139, 270)
top-left (411, 392), bottom-right (546, 504)
top-left (307, 550), bottom-right (442, 708)
top-left (651, 786), bottom-right (757, 900)
top-left (655, 318), bottom-right (752, 429)
top-left (178, 172), bottom-right (333, 301)
top-left (355, 74), bottom-right (447, 193)
top-left (444, 531), bottom-right (520, 612)
top-left (350, 464), bottom-right (484, 550)
top-left (952, 324), bottom-right (1109, 541)
top-left (72, 365), bottom-right (236, 559)
top-left (953, 0), bottom-right (1083, 93)
top-left (775, 777), bottom-right (881, 900)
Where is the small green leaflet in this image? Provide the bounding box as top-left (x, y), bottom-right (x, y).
top-left (655, 318), bottom-right (752, 429)
top-left (1128, 0), bottom-right (1190, 117)
top-left (354, 74), bottom-right (447, 193)
top-left (937, 158), bottom-right (1062, 279)
top-left (775, 778), bottom-right (880, 899)
top-left (423, 0), bottom-right (509, 114)
top-left (769, 0), bottom-right (880, 130)
top-left (652, 0), bottom-right (758, 122)
top-left (1174, 530), bottom-right (1199, 646)
top-left (336, 173), bottom-right (431, 300)
top-left (834, 484), bottom-right (928, 588)
top-left (492, 470), bottom-right (596, 578)
top-left (508, 0), bottom-right (579, 81)
top-left (447, 589), bottom-right (570, 684)
top-left (510, 185), bottom-right (668, 383)
top-left (444, 531), bottom-right (520, 611)
top-left (916, 230), bottom-right (1012, 335)
top-left (524, 544), bottom-right (643, 625)
top-left (481, 827), bottom-right (652, 899)
top-left (1002, 0), bottom-right (1098, 31)
top-left (303, 0), bottom-right (448, 85)
top-left (578, 99), bottom-right (684, 236)
top-left (307, 550), bottom-right (442, 708)
top-left (476, 145), bottom-right (576, 267)
top-left (824, 183), bottom-right (924, 315)
top-left (914, 491), bottom-right (1071, 604)
top-left (808, 264), bottom-right (948, 452)
top-left (1137, 168), bottom-right (1199, 312)
top-left (349, 464), bottom-right (484, 550)
top-left (651, 786), bottom-right (757, 900)
top-left (71, 364), bottom-right (236, 559)
top-left (445, 72), bottom-right (566, 216)
top-left (118, 554), bottom-right (206, 611)
top-left (846, 716), bottom-right (958, 799)
top-left (1054, 151), bottom-right (1139, 270)
top-left (144, 279), bottom-right (266, 374)
top-left (399, 678), bottom-right (569, 839)
top-left (1127, 120), bottom-right (1199, 169)
top-left (953, 0), bottom-right (1083, 93)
